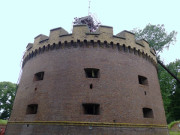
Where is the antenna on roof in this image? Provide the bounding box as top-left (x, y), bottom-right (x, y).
top-left (88, 0), bottom-right (91, 15)
top-left (73, 0), bottom-right (101, 32)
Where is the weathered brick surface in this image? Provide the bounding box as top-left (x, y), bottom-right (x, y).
top-left (6, 25), bottom-right (168, 134)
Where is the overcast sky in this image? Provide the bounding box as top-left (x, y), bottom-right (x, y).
top-left (0, 0), bottom-right (180, 83)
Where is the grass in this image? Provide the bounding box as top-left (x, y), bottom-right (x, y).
top-left (169, 131), bottom-right (180, 135)
top-left (0, 119), bottom-right (7, 125)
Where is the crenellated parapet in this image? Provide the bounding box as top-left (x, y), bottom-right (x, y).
top-left (23, 25), bottom-right (157, 67)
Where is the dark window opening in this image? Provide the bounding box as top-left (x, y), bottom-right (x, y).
top-left (35, 87), bottom-right (37, 91)
top-left (84, 68), bottom-right (99, 78)
top-left (83, 103), bottom-right (100, 115)
top-left (143, 108), bottom-right (153, 118)
top-left (26, 104), bottom-right (38, 114)
top-left (138, 75), bottom-right (148, 85)
top-left (34, 72), bottom-right (44, 81)
top-left (90, 84), bottom-right (93, 89)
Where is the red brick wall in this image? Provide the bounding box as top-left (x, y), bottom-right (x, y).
top-left (10, 44), bottom-right (166, 125)
top-left (6, 40), bottom-right (168, 134)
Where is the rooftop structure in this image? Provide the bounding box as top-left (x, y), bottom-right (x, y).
top-left (73, 15), bottom-right (100, 32)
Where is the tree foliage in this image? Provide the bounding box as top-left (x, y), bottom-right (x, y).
top-left (171, 78), bottom-right (180, 121)
top-left (0, 82), bottom-right (16, 119)
top-left (132, 24), bottom-right (177, 54)
top-left (168, 61), bottom-right (180, 122)
top-left (158, 60), bottom-right (180, 123)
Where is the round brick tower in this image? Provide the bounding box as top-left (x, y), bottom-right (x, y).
top-left (6, 25), bottom-right (169, 135)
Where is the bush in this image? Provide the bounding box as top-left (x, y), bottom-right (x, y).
top-left (0, 119), bottom-right (7, 125)
top-left (168, 120), bottom-right (180, 129)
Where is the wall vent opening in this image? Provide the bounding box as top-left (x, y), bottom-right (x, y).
top-left (83, 103), bottom-right (100, 115)
top-left (34, 72), bottom-right (44, 81)
top-left (84, 68), bottom-right (99, 78)
top-left (143, 108), bottom-right (153, 118)
top-left (26, 104), bottom-right (38, 114)
top-left (138, 75), bottom-right (148, 85)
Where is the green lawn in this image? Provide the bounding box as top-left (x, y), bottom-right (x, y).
top-left (169, 131), bottom-right (180, 135)
top-left (0, 119), bottom-right (7, 125)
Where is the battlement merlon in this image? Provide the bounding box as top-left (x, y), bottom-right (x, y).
top-left (26, 43), bottom-right (33, 50)
top-left (34, 34), bottom-right (48, 45)
top-left (49, 27), bottom-right (68, 44)
top-left (24, 25), bottom-right (157, 63)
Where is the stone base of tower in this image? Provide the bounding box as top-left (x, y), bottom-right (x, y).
top-left (5, 122), bottom-right (169, 135)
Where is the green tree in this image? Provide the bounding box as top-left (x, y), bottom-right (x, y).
top-left (132, 24), bottom-right (177, 54)
top-left (0, 82), bottom-right (17, 119)
top-left (168, 61), bottom-right (180, 122)
top-left (158, 60), bottom-right (180, 123)
top-left (158, 63), bottom-right (174, 122)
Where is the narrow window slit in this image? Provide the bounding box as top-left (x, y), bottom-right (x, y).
top-left (90, 84), bottom-right (93, 89)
